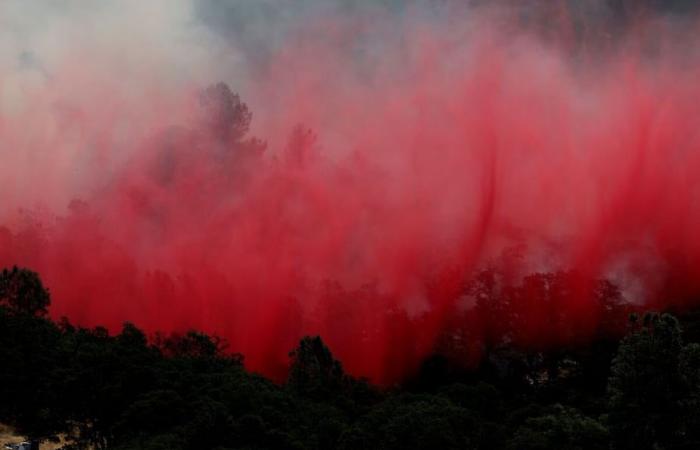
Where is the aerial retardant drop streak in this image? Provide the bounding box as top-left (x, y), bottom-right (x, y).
top-left (1, 7), bottom-right (700, 382)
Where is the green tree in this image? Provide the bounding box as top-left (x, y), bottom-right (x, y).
top-left (288, 336), bottom-right (347, 400)
top-left (0, 266), bottom-right (50, 316)
top-left (340, 394), bottom-right (481, 450)
top-left (607, 313), bottom-right (688, 449)
top-left (156, 330), bottom-right (230, 359)
top-left (678, 342), bottom-right (700, 448)
top-left (0, 306), bottom-right (64, 445)
top-left (508, 404), bottom-right (608, 450)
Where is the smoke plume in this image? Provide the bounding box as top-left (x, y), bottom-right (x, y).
top-left (1, 1), bottom-right (700, 382)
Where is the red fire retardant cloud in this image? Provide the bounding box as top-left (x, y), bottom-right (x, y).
top-left (1, 13), bottom-right (700, 383)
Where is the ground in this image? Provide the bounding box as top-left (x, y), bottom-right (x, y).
top-left (0, 424), bottom-right (65, 450)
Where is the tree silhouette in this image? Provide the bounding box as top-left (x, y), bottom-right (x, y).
top-left (288, 336), bottom-right (347, 400)
top-left (199, 82), bottom-right (252, 143)
top-left (607, 313), bottom-right (696, 449)
top-left (508, 404), bottom-right (608, 450)
top-left (0, 266), bottom-right (50, 316)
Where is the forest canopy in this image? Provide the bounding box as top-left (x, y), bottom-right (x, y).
top-left (1, 267), bottom-right (699, 450)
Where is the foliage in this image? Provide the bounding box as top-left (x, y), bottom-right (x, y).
top-left (287, 336), bottom-right (347, 400)
top-left (0, 266), bottom-right (50, 316)
top-left (607, 312), bottom-right (700, 449)
top-left (507, 404), bottom-right (608, 450)
top-left (1, 267), bottom-right (700, 449)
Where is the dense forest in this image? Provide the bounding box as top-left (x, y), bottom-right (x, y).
top-left (2, 265), bottom-right (700, 450)
top-left (3, 2), bottom-right (700, 450)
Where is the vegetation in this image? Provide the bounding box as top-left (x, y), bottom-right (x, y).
top-left (1, 266), bottom-right (700, 449)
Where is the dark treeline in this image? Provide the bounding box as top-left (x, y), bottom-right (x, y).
top-left (2, 266), bottom-right (700, 449)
